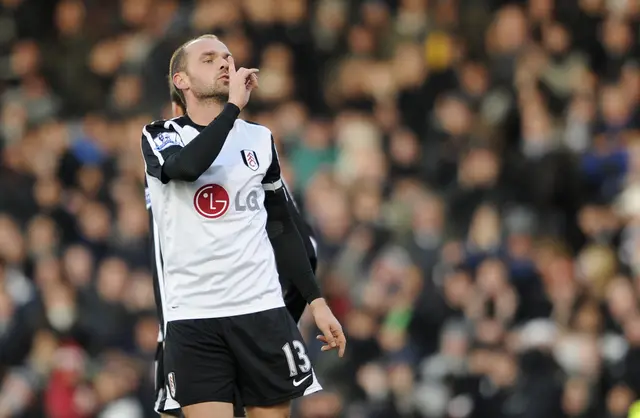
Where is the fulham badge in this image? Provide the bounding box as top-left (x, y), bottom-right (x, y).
top-left (241, 149), bottom-right (259, 171)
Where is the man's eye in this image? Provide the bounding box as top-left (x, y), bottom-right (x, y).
top-left (204, 59), bottom-right (213, 63)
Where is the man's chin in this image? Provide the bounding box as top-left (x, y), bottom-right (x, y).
top-left (196, 92), bottom-right (228, 103)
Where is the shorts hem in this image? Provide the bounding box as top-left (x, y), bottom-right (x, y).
top-left (155, 407), bottom-right (181, 417)
top-left (244, 387), bottom-right (322, 408)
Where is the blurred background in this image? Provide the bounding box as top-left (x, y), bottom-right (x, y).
top-left (1, 0), bottom-right (640, 417)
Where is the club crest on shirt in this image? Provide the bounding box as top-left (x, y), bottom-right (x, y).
top-left (167, 372), bottom-right (176, 398)
top-left (241, 149), bottom-right (259, 171)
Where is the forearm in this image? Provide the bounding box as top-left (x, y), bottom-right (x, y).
top-left (282, 196), bottom-right (315, 322)
top-left (265, 190), bottom-right (321, 304)
top-left (285, 189), bottom-right (317, 269)
top-left (283, 286), bottom-right (307, 323)
top-left (162, 103), bottom-right (240, 182)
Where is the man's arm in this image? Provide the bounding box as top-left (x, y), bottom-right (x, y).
top-left (284, 185), bottom-right (318, 269)
top-left (142, 61), bottom-right (259, 184)
top-left (263, 136), bottom-right (346, 356)
top-left (141, 103), bottom-right (240, 183)
top-left (281, 184), bottom-right (317, 323)
top-left (263, 140), bottom-right (321, 304)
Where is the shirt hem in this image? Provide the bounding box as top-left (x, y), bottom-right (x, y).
top-left (165, 298), bottom-right (286, 322)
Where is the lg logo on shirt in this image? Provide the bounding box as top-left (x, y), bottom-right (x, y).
top-left (194, 184), bottom-right (261, 219)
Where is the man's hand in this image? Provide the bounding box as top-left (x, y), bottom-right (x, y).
top-left (227, 56), bottom-right (259, 111)
top-left (310, 298), bottom-right (346, 357)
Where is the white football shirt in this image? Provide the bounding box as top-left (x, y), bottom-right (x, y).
top-left (141, 116), bottom-right (285, 322)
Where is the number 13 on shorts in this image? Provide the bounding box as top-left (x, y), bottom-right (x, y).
top-left (282, 340), bottom-right (311, 377)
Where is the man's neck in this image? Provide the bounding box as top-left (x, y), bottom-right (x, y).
top-left (185, 99), bottom-right (226, 126)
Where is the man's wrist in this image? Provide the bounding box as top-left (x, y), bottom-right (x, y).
top-left (225, 101), bottom-right (242, 113)
top-left (309, 297), bottom-right (328, 312)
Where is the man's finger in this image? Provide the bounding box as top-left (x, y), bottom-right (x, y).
top-left (236, 68), bottom-right (258, 81)
top-left (317, 335), bottom-right (335, 349)
top-left (228, 56), bottom-right (236, 75)
top-left (337, 333), bottom-right (347, 358)
top-left (241, 68), bottom-right (259, 80)
top-left (320, 326), bottom-right (337, 348)
top-left (318, 334), bottom-right (341, 353)
top-left (249, 73), bottom-right (259, 88)
top-left (246, 73), bottom-right (258, 91)
top-left (330, 327), bottom-right (346, 357)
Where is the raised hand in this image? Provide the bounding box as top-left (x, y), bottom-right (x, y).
top-left (227, 56), bottom-right (259, 110)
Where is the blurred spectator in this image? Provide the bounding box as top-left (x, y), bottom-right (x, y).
top-left (3, 0), bottom-right (640, 417)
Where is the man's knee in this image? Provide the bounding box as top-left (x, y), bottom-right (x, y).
top-left (245, 401), bottom-right (291, 418)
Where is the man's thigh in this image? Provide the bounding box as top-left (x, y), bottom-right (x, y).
top-left (245, 401), bottom-right (291, 418)
top-left (224, 307), bottom-right (323, 407)
top-left (164, 318), bottom-right (236, 408)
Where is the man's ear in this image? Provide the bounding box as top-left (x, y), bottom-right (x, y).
top-left (173, 72), bottom-right (188, 91)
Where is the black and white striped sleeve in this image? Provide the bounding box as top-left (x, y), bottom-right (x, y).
top-left (141, 121), bottom-right (183, 183)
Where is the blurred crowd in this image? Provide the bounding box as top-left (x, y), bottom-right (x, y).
top-left (1, 0), bottom-right (640, 417)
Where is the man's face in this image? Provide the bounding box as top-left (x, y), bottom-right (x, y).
top-left (183, 38), bottom-right (231, 103)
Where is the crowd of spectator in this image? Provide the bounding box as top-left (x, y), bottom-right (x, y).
top-left (1, 0), bottom-right (640, 417)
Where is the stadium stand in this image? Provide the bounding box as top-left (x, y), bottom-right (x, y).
top-left (1, 0), bottom-right (640, 417)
